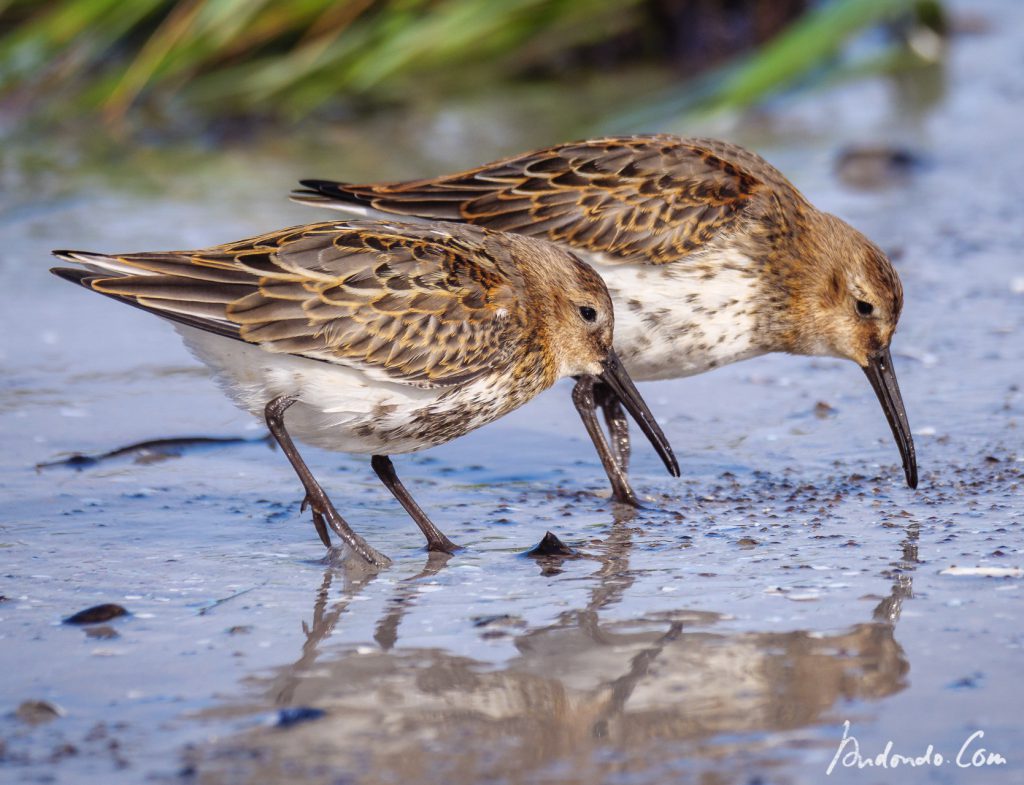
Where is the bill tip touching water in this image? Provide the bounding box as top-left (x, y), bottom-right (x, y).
top-left (293, 134), bottom-right (918, 493)
top-left (49, 221), bottom-right (677, 566)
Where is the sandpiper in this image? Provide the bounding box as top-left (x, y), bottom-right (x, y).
top-left (293, 134), bottom-right (917, 503)
top-left (51, 220), bottom-right (678, 566)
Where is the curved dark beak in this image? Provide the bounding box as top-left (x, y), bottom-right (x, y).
top-left (597, 349), bottom-right (680, 477)
top-left (862, 347), bottom-right (917, 489)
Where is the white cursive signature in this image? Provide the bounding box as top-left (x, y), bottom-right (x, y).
top-left (826, 721), bottom-right (1007, 775)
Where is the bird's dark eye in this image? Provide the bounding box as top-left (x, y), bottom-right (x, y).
top-left (579, 306), bottom-right (598, 323)
top-left (856, 300), bottom-right (874, 317)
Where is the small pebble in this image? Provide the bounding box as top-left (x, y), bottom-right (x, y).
top-left (526, 531), bottom-right (575, 557)
top-left (272, 707), bottom-right (325, 728)
top-left (471, 614), bottom-right (524, 629)
top-left (16, 700), bottom-right (64, 725)
top-left (835, 145), bottom-right (922, 189)
top-left (64, 604), bottom-right (129, 625)
top-left (813, 401), bottom-right (836, 419)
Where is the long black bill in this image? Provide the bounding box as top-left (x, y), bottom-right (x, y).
top-left (597, 349), bottom-right (680, 477)
top-left (862, 347), bottom-right (918, 489)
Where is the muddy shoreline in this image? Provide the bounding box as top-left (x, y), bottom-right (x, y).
top-left (2, 1), bottom-right (1022, 783)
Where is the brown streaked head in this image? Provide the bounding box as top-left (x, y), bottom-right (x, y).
top-left (508, 234), bottom-right (615, 380)
top-left (774, 211), bottom-right (916, 488)
top-left (777, 212), bottom-right (903, 365)
top-left (512, 236), bottom-right (677, 476)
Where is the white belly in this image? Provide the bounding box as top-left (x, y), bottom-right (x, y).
top-left (584, 251), bottom-right (765, 381)
top-left (176, 326), bottom-right (512, 455)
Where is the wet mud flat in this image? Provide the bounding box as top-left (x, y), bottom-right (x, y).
top-left (4, 449), bottom-right (1019, 785)
top-left (2, 0), bottom-right (1024, 783)
top-left (178, 457), bottom-right (1021, 785)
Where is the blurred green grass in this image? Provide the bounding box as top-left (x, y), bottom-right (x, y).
top-left (0, 0), bottom-right (942, 130)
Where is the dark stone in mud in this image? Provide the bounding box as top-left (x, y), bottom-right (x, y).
top-left (273, 707), bottom-right (325, 728)
top-left (15, 700), bottom-right (64, 724)
top-left (471, 614), bottom-right (525, 629)
top-left (526, 531), bottom-right (575, 557)
top-left (63, 603), bottom-right (129, 625)
top-left (48, 742), bottom-right (79, 763)
top-left (948, 672), bottom-right (984, 690)
top-left (813, 400), bottom-right (836, 419)
top-left (835, 145), bottom-right (923, 189)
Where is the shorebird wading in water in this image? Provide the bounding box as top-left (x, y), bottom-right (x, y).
top-left (292, 134), bottom-right (918, 504)
top-left (51, 220), bottom-right (678, 566)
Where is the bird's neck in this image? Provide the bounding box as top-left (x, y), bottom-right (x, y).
top-left (749, 206), bottom-right (840, 358)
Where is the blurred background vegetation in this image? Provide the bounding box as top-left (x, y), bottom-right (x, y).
top-left (0, 0), bottom-right (944, 138)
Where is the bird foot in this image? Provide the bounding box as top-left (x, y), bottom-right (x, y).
top-left (301, 492), bottom-right (391, 568)
top-left (426, 537), bottom-right (463, 555)
top-left (608, 484), bottom-right (643, 508)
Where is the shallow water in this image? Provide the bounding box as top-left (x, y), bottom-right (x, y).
top-left (1, 1), bottom-right (1022, 783)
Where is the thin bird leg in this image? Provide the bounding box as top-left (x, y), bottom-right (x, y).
top-left (571, 378), bottom-right (639, 507)
top-left (594, 381), bottom-right (632, 473)
top-left (264, 396), bottom-right (391, 567)
top-left (371, 455), bottom-right (461, 554)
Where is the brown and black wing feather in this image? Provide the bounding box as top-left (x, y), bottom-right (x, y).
top-left (51, 265), bottom-right (245, 340)
top-left (52, 221), bottom-right (529, 387)
top-left (293, 135), bottom-right (773, 266)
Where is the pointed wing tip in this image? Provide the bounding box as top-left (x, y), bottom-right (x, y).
top-left (49, 266), bottom-right (92, 285)
top-left (51, 249), bottom-right (119, 267)
top-left (289, 189), bottom-right (332, 204)
top-left (291, 178), bottom-right (347, 205)
top-left (298, 179), bottom-right (346, 190)
top-left (292, 180), bottom-right (367, 207)
top-left (52, 249), bottom-right (87, 262)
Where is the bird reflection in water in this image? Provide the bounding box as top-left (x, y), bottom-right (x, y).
top-left (191, 514), bottom-right (917, 783)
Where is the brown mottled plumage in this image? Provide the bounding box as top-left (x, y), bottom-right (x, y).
top-left (296, 136), bottom-right (773, 266)
top-left (51, 220), bottom-right (678, 566)
top-left (294, 134), bottom-right (917, 500)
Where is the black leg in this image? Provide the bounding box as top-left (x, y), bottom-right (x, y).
top-left (264, 396), bottom-right (391, 567)
top-left (371, 455), bottom-right (461, 554)
top-left (594, 381), bottom-right (631, 473)
top-left (571, 378), bottom-right (639, 507)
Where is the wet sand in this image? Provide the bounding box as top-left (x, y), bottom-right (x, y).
top-left (1, 1), bottom-right (1022, 783)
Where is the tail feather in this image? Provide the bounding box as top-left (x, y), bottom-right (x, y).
top-left (289, 180), bottom-right (453, 223)
top-left (49, 258), bottom-right (242, 341)
top-left (290, 180), bottom-right (381, 218)
top-left (50, 266), bottom-right (96, 287)
top-left (91, 275), bottom-right (251, 303)
top-left (52, 249), bottom-right (152, 278)
top-left (53, 249), bottom-right (252, 283)
top-left (296, 179), bottom-right (361, 200)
